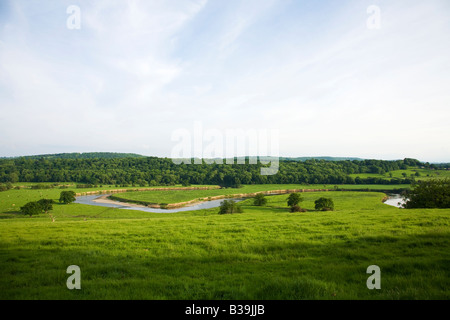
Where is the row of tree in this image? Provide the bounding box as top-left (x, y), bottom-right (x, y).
top-left (20, 191), bottom-right (76, 217)
top-left (0, 157), bottom-right (434, 186)
top-left (219, 193), bottom-right (335, 214)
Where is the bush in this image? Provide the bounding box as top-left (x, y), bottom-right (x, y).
top-left (287, 193), bottom-right (303, 207)
top-left (0, 185), bottom-right (10, 192)
top-left (219, 200), bottom-right (243, 214)
top-left (31, 184), bottom-right (52, 189)
top-left (315, 198), bottom-right (335, 211)
top-left (0, 183), bottom-right (14, 192)
top-left (253, 193), bottom-right (267, 206)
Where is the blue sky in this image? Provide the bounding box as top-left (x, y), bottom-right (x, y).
top-left (0, 0), bottom-right (449, 162)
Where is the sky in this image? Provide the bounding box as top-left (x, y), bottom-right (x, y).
top-left (0, 0), bottom-right (449, 162)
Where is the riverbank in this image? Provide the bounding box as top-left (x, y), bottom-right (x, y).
top-left (107, 188), bottom-right (332, 209)
top-left (78, 185), bottom-right (410, 211)
top-left (92, 194), bottom-right (148, 208)
top-left (75, 186), bottom-right (221, 197)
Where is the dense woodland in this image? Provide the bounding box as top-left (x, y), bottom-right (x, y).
top-left (0, 155), bottom-right (445, 187)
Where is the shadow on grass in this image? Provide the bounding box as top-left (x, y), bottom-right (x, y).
top-left (0, 210), bottom-right (25, 218)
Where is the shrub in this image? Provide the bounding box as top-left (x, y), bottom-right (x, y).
top-left (315, 198), bottom-right (335, 211)
top-left (0, 183), bottom-right (14, 192)
top-left (287, 193), bottom-right (303, 207)
top-left (219, 200), bottom-right (243, 214)
top-left (253, 193), bottom-right (267, 206)
top-left (31, 184), bottom-right (52, 189)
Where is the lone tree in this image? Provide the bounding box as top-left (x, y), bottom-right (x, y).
top-left (287, 193), bottom-right (303, 207)
top-left (403, 179), bottom-right (450, 209)
top-left (59, 191), bottom-right (76, 204)
top-left (253, 193), bottom-right (267, 206)
top-left (315, 197), bottom-right (335, 211)
top-left (219, 200), bottom-right (243, 214)
top-left (20, 201), bottom-right (43, 217)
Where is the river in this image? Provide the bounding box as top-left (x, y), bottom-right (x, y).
top-left (384, 194), bottom-right (406, 208)
top-left (75, 194), bottom-right (244, 213)
top-left (76, 192), bottom-right (406, 211)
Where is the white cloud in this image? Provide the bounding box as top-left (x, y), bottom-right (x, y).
top-left (0, 0), bottom-right (449, 161)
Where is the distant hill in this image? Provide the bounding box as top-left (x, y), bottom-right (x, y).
top-left (181, 156), bottom-right (365, 163)
top-left (228, 156), bottom-right (365, 162)
top-left (5, 152), bottom-right (146, 160)
top-left (2, 153), bottom-right (363, 161)
top-left (280, 156), bottom-right (364, 162)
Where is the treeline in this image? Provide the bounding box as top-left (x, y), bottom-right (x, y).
top-left (0, 156), bottom-right (437, 187)
top-left (2, 152), bottom-right (145, 160)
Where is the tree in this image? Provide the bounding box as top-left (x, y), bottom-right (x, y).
top-left (218, 200), bottom-right (243, 214)
top-left (220, 174), bottom-right (242, 188)
top-left (287, 193), bottom-right (303, 207)
top-left (253, 193), bottom-right (267, 206)
top-left (20, 201), bottom-right (42, 217)
top-left (315, 197), bottom-right (335, 211)
top-left (37, 199), bottom-right (54, 213)
top-left (403, 179), bottom-right (450, 209)
top-left (59, 191), bottom-right (76, 204)
top-left (180, 178), bottom-right (191, 187)
top-left (37, 198), bottom-right (55, 222)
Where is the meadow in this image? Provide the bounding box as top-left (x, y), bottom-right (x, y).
top-left (107, 184), bottom-right (409, 206)
top-left (0, 184), bottom-right (449, 299)
top-left (349, 168), bottom-right (450, 180)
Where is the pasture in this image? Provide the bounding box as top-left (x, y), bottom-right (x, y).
top-left (0, 185), bottom-right (449, 299)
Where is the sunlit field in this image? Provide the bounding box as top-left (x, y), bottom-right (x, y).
top-left (1, 185), bottom-right (449, 299)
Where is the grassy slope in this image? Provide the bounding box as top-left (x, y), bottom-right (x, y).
top-left (0, 187), bottom-right (449, 300)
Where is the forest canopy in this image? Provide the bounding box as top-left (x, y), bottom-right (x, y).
top-left (0, 156), bottom-right (439, 187)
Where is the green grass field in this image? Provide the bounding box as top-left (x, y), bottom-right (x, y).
top-left (107, 184), bottom-right (410, 206)
top-left (0, 185), bottom-right (449, 299)
top-left (349, 168), bottom-right (450, 180)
